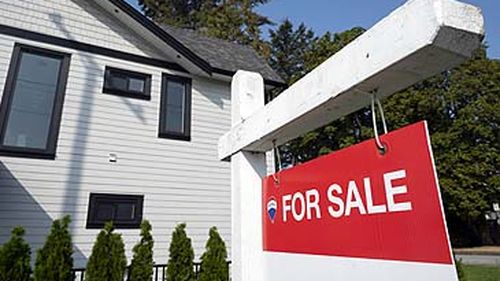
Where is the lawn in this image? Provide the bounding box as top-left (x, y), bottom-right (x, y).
top-left (464, 265), bottom-right (500, 281)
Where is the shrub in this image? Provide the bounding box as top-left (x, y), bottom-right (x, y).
top-left (455, 257), bottom-right (467, 281)
top-left (0, 227), bottom-right (32, 281)
top-left (85, 222), bottom-right (127, 281)
top-left (34, 215), bottom-right (73, 281)
top-left (199, 227), bottom-right (228, 281)
top-left (129, 220), bottom-right (154, 281)
top-left (166, 223), bottom-right (195, 281)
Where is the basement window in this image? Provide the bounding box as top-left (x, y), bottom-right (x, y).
top-left (158, 74), bottom-right (192, 141)
top-left (103, 66), bottom-right (151, 100)
top-left (0, 44), bottom-right (71, 159)
top-left (86, 193), bottom-right (144, 229)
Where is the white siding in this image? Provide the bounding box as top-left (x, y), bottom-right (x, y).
top-left (0, 31), bottom-right (232, 268)
top-left (0, 0), bottom-right (166, 59)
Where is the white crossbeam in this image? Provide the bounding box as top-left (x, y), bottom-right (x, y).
top-left (218, 0), bottom-right (484, 160)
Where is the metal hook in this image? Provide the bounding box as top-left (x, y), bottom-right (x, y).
top-left (371, 90), bottom-right (388, 154)
top-left (272, 140), bottom-right (281, 184)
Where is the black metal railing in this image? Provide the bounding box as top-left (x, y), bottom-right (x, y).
top-left (72, 261), bottom-right (231, 281)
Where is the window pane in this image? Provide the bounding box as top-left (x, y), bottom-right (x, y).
top-left (116, 203), bottom-right (135, 220)
top-left (128, 78), bottom-right (145, 93)
top-left (107, 72), bottom-right (128, 91)
top-left (95, 203), bottom-right (114, 221)
top-left (164, 81), bottom-right (185, 133)
top-left (3, 52), bottom-right (61, 149)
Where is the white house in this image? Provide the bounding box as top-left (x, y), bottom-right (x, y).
top-left (0, 0), bottom-right (283, 267)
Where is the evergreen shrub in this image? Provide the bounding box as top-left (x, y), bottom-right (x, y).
top-left (166, 223), bottom-right (195, 281)
top-left (130, 220), bottom-right (154, 281)
top-left (0, 226), bottom-right (32, 281)
top-left (199, 227), bottom-right (228, 281)
top-left (34, 215), bottom-right (73, 281)
top-left (85, 222), bottom-right (127, 281)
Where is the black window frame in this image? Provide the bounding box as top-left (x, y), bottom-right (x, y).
top-left (158, 74), bottom-right (192, 141)
top-left (0, 43), bottom-right (71, 159)
top-left (86, 193), bottom-right (144, 229)
top-left (103, 66), bottom-right (151, 100)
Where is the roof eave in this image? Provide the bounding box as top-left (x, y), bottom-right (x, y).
top-left (101, 0), bottom-right (285, 87)
top-left (106, 0), bottom-right (213, 76)
top-left (212, 67), bottom-right (287, 88)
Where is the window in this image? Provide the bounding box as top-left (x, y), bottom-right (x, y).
top-left (86, 193), bottom-right (144, 229)
top-left (159, 74), bottom-right (191, 141)
top-left (0, 44), bottom-right (71, 159)
top-left (103, 66), bottom-right (151, 100)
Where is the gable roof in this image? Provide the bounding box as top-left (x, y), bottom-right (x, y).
top-left (162, 25), bottom-right (285, 86)
top-left (107, 0), bottom-right (285, 87)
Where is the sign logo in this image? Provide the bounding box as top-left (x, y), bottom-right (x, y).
top-left (267, 197), bottom-right (277, 223)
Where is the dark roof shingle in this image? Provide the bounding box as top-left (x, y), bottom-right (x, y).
top-left (161, 25), bottom-right (284, 85)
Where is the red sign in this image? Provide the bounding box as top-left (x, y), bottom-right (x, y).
top-left (262, 121), bottom-right (454, 265)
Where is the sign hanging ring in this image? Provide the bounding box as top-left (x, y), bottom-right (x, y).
top-left (370, 90), bottom-right (388, 155)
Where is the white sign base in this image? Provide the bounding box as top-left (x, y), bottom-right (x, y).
top-left (264, 252), bottom-right (458, 281)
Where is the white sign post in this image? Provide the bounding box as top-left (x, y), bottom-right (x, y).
top-left (221, 1), bottom-right (484, 281)
top-left (229, 72), bottom-right (267, 281)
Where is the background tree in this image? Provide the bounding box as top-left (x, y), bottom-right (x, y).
top-left (383, 49), bottom-right (500, 246)
top-left (138, 0), bottom-right (205, 28)
top-left (85, 222), bottom-right (127, 281)
top-left (166, 223), bottom-right (195, 281)
top-left (129, 220), bottom-right (154, 281)
top-left (34, 215), bottom-right (73, 281)
top-left (139, 0), bottom-right (271, 56)
top-left (0, 227), bottom-right (31, 281)
top-left (199, 227), bottom-right (228, 281)
top-left (303, 27), bottom-right (365, 71)
top-left (195, 0), bottom-right (245, 43)
top-left (239, 0), bottom-right (272, 56)
top-left (268, 19), bottom-right (315, 85)
top-left (277, 27), bottom-right (367, 165)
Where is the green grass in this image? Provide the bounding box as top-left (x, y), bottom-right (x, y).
top-left (464, 265), bottom-right (500, 281)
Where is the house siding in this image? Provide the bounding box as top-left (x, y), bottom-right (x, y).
top-left (0, 0), bottom-right (167, 59)
top-left (0, 11), bottom-right (232, 268)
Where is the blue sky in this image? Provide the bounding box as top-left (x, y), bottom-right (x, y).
top-left (126, 0), bottom-right (498, 58)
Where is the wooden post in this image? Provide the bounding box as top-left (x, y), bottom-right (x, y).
top-left (230, 71), bottom-right (266, 281)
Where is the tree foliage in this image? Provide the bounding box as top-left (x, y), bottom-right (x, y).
top-left (129, 220), bottom-right (154, 281)
top-left (34, 215), bottom-right (73, 281)
top-left (139, 0), bottom-right (271, 56)
top-left (383, 49), bottom-right (500, 246)
top-left (0, 227), bottom-right (32, 281)
top-left (303, 27), bottom-right (365, 71)
top-left (268, 19), bottom-right (315, 85)
top-left (166, 223), bottom-right (195, 281)
top-left (278, 27), bottom-right (367, 166)
top-left (199, 227), bottom-right (228, 281)
top-left (138, 0), bottom-right (205, 28)
top-left (85, 222), bottom-right (127, 281)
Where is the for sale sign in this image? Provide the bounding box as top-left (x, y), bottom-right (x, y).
top-left (262, 121), bottom-right (458, 281)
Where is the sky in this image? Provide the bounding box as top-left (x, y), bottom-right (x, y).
top-left (126, 0), bottom-right (499, 59)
